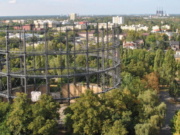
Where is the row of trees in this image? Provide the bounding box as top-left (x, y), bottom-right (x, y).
top-left (121, 48), bottom-right (180, 97)
top-left (0, 93), bottom-right (60, 135)
top-left (64, 72), bottom-right (166, 135)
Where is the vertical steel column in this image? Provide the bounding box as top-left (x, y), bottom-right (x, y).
top-left (0, 62), bottom-right (2, 91)
top-left (19, 27), bottom-right (23, 86)
top-left (59, 25), bottom-right (63, 95)
top-left (106, 23), bottom-right (110, 88)
top-left (73, 24), bottom-right (76, 85)
top-left (0, 52), bottom-right (2, 91)
top-left (116, 26), bottom-right (121, 85)
top-left (23, 29), bottom-right (27, 94)
top-left (65, 29), bottom-right (70, 103)
top-left (101, 28), bottom-right (105, 91)
top-left (32, 24), bottom-right (36, 90)
top-left (85, 24), bottom-right (90, 89)
top-left (6, 26), bottom-right (11, 100)
top-left (116, 26), bottom-right (121, 83)
top-left (112, 25), bottom-right (116, 86)
top-left (45, 24), bottom-right (49, 94)
top-left (96, 23), bottom-right (100, 86)
top-left (0, 78), bottom-right (2, 91)
top-left (106, 23), bottom-right (109, 67)
top-left (73, 23), bottom-right (76, 96)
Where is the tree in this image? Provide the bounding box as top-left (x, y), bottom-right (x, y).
top-left (145, 34), bottom-right (156, 50)
top-left (153, 49), bottom-right (164, 72)
top-left (103, 88), bottom-right (136, 134)
top-left (169, 80), bottom-right (180, 100)
top-left (64, 84), bottom-right (166, 135)
top-left (6, 93), bottom-right (32, 135)
top-left (65, 88), bottom-right (139, 135)
top-left (0, 101), bottom-right (10, 122)
top-left (103, 120), bottom-right (128, 135)
top-left (161, 49), bottom-right (176, 84)
top-left (171, 111), bottom-right (180, 135)
top-left (75, 55), bottom-right (86, 67)
top-left (135, 123), bottom-right (153, 135)
top-left (28, 94), bottom-right (60, 135)
top-left (0, 101), bottom-right (11, 134)
top-left (64, 90), bottom-right (104, 135)
top-left (5, 93), bottom-right (60, 135)
top-left (121, 72), bottom-right (145, 95)
top-left (0, 31), bottom-right (5, 37)
top-left (156, 34), bottom-right (169, 50)
top-left (135, 90), bottom-right (166, 135)
top-left (177, 61), bottom-right (180, 80)
top-left (142, 72), bottom-right (160, 92)
top-left (126, 30), bottom-right (140, 41)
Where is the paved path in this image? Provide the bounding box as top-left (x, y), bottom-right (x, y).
top-left (159, 90), bottom-right (180, 135)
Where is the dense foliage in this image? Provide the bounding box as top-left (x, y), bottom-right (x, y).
top-left (171, 110), bottom-right (180, 135)
top-left (62, 47), bottom-right (180, 135)
top-left (64, 88), bottom-right (166, 135)
top-left (0, 93), bottom-right (60, 135)
top-left (121, 48), bottom-right (180, 97)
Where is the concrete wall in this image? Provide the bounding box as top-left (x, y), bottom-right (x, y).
top-left (61, 83), bottom-right (102, 98)
top-left (3, 83), bottom-right (102, 101)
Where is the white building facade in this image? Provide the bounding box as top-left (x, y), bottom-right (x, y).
top-left (70, 13), bottom-right (77, 21)
top-left (112, 16), bottom-right (124, 25)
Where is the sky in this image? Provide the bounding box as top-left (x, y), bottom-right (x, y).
top-left (0, 0), bottom-right (180, 16)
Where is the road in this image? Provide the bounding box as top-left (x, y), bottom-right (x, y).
top-left (159, 90), bottom-right (180, 135)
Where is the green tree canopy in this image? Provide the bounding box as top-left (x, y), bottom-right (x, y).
top-left (6, 93), bottom-right (32, 135)
top-left (28, 94), bottom-right (60, 135)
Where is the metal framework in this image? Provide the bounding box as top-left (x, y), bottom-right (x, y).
top-left (0, 23), bottom-right (121, 101)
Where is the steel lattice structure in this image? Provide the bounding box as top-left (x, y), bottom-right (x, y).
top-left (0, 23), bottom-right (121, 102)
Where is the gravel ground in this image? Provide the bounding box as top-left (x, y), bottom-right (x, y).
top-left (159, 90), bottom-right (180, 135)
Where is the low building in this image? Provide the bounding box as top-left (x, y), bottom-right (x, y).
top-left (78, 31), bottom-right (94, 39)
top-left (161, 25), bottom-right (171, 31)
top-left (151, 25), bottom-right (161, 33)
top-left (9, 33), bottom-right (40, 39)
top-left (79, 22), bottom-right (88, 25)
top-left (169, 41), bottom-right (180, 51)
top-left (165, 32), bottom-right (174, 40)
top-left (14, 25), bottom-right (33, 30)
top-left (75, 24), bottom-right (87, 30)
top-left (98, 23), bottom-right (114, 29)
top-left (175, 51), bottom-right (180, 61)
top-left (34, 20), bottom-right (61, 28)
top-left (1, 20), bottom-right (11, 24)
top-left (121, 24), bottom-right (148, 31)
top-left (95, 34), bottom-right (124, 43)
top-left (88, 23), bottom-right (114, 29)
top-left (12, 20), bottom-right (25, 24)
top-left (134, 40), bottom-right (144, 46)
top-left (57, 26), bottom-right (74, 32)
top-left (123, 41), bottom-right (137, 49)
top-left (61, 20), bottom-right (71, 25)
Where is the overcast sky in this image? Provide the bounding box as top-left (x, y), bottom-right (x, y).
top-left (0, 0), bottom-right (179, 16)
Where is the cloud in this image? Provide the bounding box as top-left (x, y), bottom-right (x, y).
top-left (9, 0), bottom-right (16, 4)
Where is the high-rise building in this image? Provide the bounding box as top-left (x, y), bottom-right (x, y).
top-left (70, 13), bottom-right (77, 21)
top-left (112, 16), bottom-right (124, 25)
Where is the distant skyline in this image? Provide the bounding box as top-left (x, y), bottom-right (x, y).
top-left (0, 0), bottom-right (179, 16)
